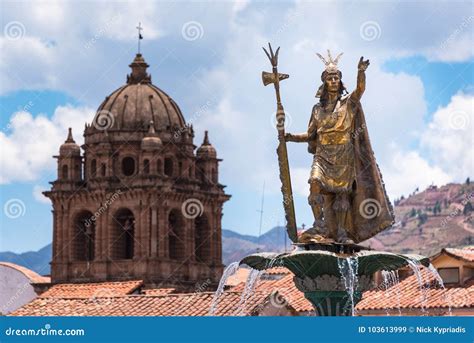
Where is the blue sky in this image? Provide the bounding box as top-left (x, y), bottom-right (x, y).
top-left (1, 1), bottom-right (472, 253)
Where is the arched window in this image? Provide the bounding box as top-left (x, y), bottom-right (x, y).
top-left (143, 159), bottom-right (150, 174)
top-left (101, 163), bottom-right (106, 177)
top-left (91, 159), bottom-right (97, 177)
top-left (178, 161), bottom-right (183, 176)
top-left (62, 165), bottom-right (68, 179)
top-left (111, 208), bottom-right (135, 260)
top-left (122, 157), bottom-right (135, 176)
top-left (72, 211), bottom-right (95, 261)
top-left (168, 209), bottom-right (185, 260)
top-left (164, 158), bottom-right (173, 177)
top-left (195, 214), bottom-right (211, 263)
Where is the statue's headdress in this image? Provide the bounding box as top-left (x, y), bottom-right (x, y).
top-left (316, 49), bottom-right (343, 80)
top-left (315, 49), bottom-right (347, 98)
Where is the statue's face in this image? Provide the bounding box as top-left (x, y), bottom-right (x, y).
top-left (325, 73), bottom-right (340, 93)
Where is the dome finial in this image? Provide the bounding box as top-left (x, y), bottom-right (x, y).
top-left (60, 128), bottom-right (80, 156)
top-left (65, 127), bottom-right (75, 143)
top-left (203, 130), bottom-right (210, 145)
top-left (148, 120), bottom-right (156, 134)
top-left (141, 120), bottom-right (162, 150)
top-left (127, 53), bottom-right (151, 84)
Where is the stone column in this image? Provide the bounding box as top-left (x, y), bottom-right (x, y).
top-left (150, 207), bottom-right (158, 257)
top-left (158, 205), bottom-right (169, 258)
top-left (135, 199), bottom-right (143, 258)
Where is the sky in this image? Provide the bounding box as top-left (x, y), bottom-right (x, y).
top-left (0, 0), bottom-right (473, 253)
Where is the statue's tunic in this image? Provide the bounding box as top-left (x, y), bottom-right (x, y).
top-left (304, 93), bottom-right (395, 242)
top-left (309, 94), bottom-right (355, 193)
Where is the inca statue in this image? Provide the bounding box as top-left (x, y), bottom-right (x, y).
top-left (285, 50), bottom-right (394, 244)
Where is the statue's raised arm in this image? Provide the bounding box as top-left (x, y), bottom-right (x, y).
top-left (351, 56), bottom-right (370, 101)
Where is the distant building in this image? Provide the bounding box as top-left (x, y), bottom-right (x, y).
top-left (0, 262), bottom-right (49, 315)
top-left (357, 247), bottom-right (474, 316)
top-left (43, 53), bottom-right (230, 289)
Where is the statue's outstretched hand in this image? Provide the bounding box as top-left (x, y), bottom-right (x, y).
top-left (358, 56), bottom-right (370, 71)
top-left (285, 133), bottom-right (294, 142)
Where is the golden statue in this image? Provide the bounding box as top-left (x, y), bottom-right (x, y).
top-left (284, 50), bottom-right (394, 244)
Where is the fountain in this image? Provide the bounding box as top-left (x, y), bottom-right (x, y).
top-left (239, 246), bottom-right (430, 316)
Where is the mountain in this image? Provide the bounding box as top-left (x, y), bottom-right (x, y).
top-left (364, 181), bottom-right (474, 256)
top-left (0, 243), bottom-right (52, 276)
top-left (222, 226), bottom-right (293, 265)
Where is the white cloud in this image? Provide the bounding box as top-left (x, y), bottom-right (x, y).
top-left (0, 1), bottom-right (471, 99)
top-left (421, 93), bottom-right (474, 181)
top-left (0, 105), bottom-right (94, 184)
top-left (383, 149), bottom-right (452, 199)
top-left (33, 185), bottom-right (50, 204)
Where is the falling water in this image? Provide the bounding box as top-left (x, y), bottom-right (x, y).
top-left (381, 270), bottom-right (392, 316)
top-left (405, 258), bottom-right (428, 314)
top-left (381, 270), bottom-right (402, 316)
top-left (235, 268), bottom-right (263, 315)
top-left (392, 270), bottom-right (402, 316)
top-left (427, 263), bottom-right (453, 316)
top-left (209, 261), bottom-right (240, 315)
top-left (337, 257), bottom-right (359, 316)
top-left (265, 255), bottom-right (284, 270)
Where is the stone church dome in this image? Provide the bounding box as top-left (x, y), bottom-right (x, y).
top-left (93, 54), bottom-right (186, 132)
top-left (47, 48), bottom-right (230, 287)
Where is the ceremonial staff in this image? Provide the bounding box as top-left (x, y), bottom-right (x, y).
top-left (261, 43), bottom-right (297, 242)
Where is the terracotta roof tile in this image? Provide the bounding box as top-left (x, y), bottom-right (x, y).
top-left (10, 291), bottom-right (269, 317)
top-left (225, 268), bottom-right (250, 287)
top-left (356, 267), bottom-right (473, 311)
top-left (40, 280), bottom-right (143, 298)
top-left (263, 267), bottom-right (290, 275)
top-left (142, 288), bottom-right (176, 296)
top-left (444, 247), bottom-right (474, 262)
top-left (229, 268), bottom-right (312, 312)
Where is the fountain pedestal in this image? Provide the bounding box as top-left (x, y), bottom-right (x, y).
top-left (240, 244), bottom-right (429, 316)
top-left (292, 274), bottom-right (372, 316)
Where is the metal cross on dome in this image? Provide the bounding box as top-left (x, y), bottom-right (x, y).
top-left (136, 22), bottom-right (143, 54)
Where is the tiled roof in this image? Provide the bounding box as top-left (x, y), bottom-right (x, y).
top-left (266, 274), bottom-right (313, 312)
top-left (225, 268), bottom-right (250, 287)
top-left (262, 267), bottom-right (289, 275)
top-left (10, 291), bottom-right (269, 317)
top-left (356, 267), bottom-right (474, 311)
top-left (142, 288), bottom-right (176, 296)
top-left (231, 268), bottom-right (313, 313)
top-left (443, 247), bottom-right (474, 262)
top-left (40, 280), bottom-right (143, 298)
top-left (0, 262), bottom-right (50, 284)
top-left (11, 254), bottom-right (473, 316)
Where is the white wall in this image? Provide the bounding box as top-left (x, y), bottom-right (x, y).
top-left (0, 265), bottom-right (38, 315)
